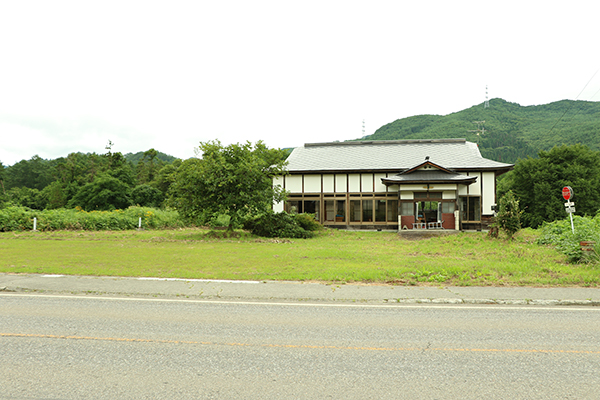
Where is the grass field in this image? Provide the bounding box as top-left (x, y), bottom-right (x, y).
top-left (1, 228), bottom-right (598, 287)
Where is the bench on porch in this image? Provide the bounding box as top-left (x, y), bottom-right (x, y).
top-left (427, 220), bottom-right (444, 229)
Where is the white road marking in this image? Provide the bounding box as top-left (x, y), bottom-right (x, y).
top-left (1, 293), bottom-right (599, 311)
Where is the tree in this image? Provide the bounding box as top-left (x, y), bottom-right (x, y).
top-left (3, 155), bottom-right (54, 190)
top-left (0, 161), bottom-right (5, 195)
top-left (505, 144), bottom-right (600, 228)
top-left (131, 184), bottom-right (164, 207)
top-left (136, 148), bottom-right (162, 184)
top-left (492, 190), bottom-right (523, 239)
top-left (169, 140), bottom-right (288, 228)
top-left (68, 175), bottom-right (132, 211)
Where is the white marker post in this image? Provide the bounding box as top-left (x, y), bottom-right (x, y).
top-left (562, 186), bottom-right (575, 234)
top-left (138, 217), bottom-right (142, 229)
top-left (33, 217), bottom-right (37, 231)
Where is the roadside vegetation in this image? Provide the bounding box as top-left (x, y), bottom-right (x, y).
top-left (1, 227), bottom-right (597, 287)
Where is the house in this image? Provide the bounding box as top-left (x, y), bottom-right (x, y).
top-left (273, 138), bottom-right (513, 230)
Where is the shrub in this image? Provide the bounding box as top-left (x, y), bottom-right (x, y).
top-left (0, 206), bottom-right (33, 231)
top-left (294, 213), bottom-right (322, 232)
top-left (491, 190), bottom-right (523, 239)
top-left (537, 215), bottom-right (600, 263)
top-left (243, 212), bottom-right (316, 238)
top-left (0, 206), bottom-right (186, 232)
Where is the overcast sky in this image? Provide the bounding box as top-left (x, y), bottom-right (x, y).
top-left (1, 1), bottom-right (599, 166)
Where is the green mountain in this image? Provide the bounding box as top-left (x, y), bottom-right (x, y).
top-left (124, 150), bottom-right (178, 165)
top-left (359, 98), bottom-right (600, 164)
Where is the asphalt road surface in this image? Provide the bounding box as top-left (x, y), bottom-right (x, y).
top-left (1, 293), bottom-right (600, 399)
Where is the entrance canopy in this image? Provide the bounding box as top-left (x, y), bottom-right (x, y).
top-left (381, 158), bottom-right (477, 187)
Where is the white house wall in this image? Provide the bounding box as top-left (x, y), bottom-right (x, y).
top-left (361, 173), bottom-right (374, 192)
top-left (468, 172), bottom-right (481, 195)
top-left (348, 174), bottom-right (360, 192)
top-left (374, 173), bottom-right (387, 192)
top-left (482, 171), bottom-right (496, 214)
top-left (285, 175), bottom-right (302, 192)
top-left (323, 174), bottom-right (334, 192)
top-left (335, 174), bottom-right (347, 192)
top-left (304, 175), bottom-right (321, 193)
top-left (443, 191), bottom-right (456, 199)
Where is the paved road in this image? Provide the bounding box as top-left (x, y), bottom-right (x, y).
top-left (2, 293), bottom-right (600, 399)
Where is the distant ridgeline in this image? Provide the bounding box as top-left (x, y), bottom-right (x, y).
top-left (124, 150), bottom-right (177, 165)
top-left (358, 98), bottom-right (600, 164)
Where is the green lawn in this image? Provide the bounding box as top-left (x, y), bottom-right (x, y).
top-left (1, 228), bottom-right (598, 286)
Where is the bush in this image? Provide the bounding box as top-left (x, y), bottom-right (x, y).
top-left (0, 206), bottom-right (33, 231)
top-left (293, 213), bottom-right (322, 232)
top-left (537, 215), bottom-right (600, 263)
top-left (491, 190), bottom-right (523, 239)
top-left (243, 212), bottom-right (317, 238)
top-left (0, 206), bottom-right (187, 232)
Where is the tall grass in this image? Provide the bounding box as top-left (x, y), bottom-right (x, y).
top-left (0, 206), bottom-right (185, 231)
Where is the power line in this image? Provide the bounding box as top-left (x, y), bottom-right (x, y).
top-left (547, 68), bottom-right (599, 135)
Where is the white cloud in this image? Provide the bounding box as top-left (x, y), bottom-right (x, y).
top-left (1, 0), bottom-right (599, 165)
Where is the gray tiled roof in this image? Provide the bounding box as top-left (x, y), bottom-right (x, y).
top-left (285, 139), bottom-right (513, 172)
top-left (382, 170), bottom-right (478, 185)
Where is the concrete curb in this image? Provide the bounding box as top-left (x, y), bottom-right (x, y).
top-left (1, 273), bottom-right (600, 307)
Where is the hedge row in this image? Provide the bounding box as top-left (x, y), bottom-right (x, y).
top-left (0, 206), bottom-right (185, 232)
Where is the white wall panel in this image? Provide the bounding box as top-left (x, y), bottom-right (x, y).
top-left (335, 174), bottom-right (347, 193)
top-left (374, 173), bottom-right (387, 192)
top-left (482, 171), bottom-right (496, 214)
top-left (442, 191), bottom-right (456, 199)
top-left (285, 175), bottom-right (303, 193)
top-left (304, 175), bottom-right (321, 193)
top-left (361, 174), bottom-right (374, 193)
top-left (348, 174), bottom-right (360, 192)
top-left (322, 174), bottom-right (334, 193)
top-left (468, 173), bottom-right (481, 195)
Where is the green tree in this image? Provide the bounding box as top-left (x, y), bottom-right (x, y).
top-left (169, 140), bottom-right (288, 229)
top-left (136, 148), bottom-right (162, 184)
top-left (506, 144), bottom-right (600, 228)
top-left (154, 160), bottom-right (181, 197)
top-left (492, 190), bottom-right (523, 239)
top-left (68, 175), bottom-right (132, 211)
top-left (131, 184), bottom-right (164, 207)
top-left (3, 155), bottom-right (54, 190)
top-left (0, 161), bottom-right (5, 196)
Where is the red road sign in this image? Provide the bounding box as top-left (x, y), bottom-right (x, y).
top-left (562, 186), bottom-right (573, 200)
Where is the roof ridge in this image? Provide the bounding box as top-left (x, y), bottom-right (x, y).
top-left (304, 138), bottom-right (466, 147)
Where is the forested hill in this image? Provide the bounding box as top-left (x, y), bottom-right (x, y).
top-left (359, 98), bottom-right (600, 164)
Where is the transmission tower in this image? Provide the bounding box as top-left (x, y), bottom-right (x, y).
top-left (468, 121), bottom-right (486, 136)
top-left (484, 85), bottom-right (489, 108)
top-left (362, 119), bottom-right (365, 137)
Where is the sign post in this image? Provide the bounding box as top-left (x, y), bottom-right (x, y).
top-left (563, 186), bottom-right (575, 234)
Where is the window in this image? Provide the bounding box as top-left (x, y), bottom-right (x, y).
top-left (401, 202), bottom-right (413, 216)
top-left (375, 200), bottom-right (386, 222)
top-left (362, 199), bottom-right (373, 222)
top-left (442, 202), bottom-right (455, 213)
top-left (387, 200), bottom-right (398, 222)
top-left (336, 200), bottom-right (346, 222)
top-left (325, 200), bottom-right (346, 222)
top-left (286, 199), bottom-right (320, 220)
top-left (460, 197), bottom-right (480, 221)
top-left (350, 200), bottom-right (361, 222)
top-left (324, 200), bottom-right (335, 222)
